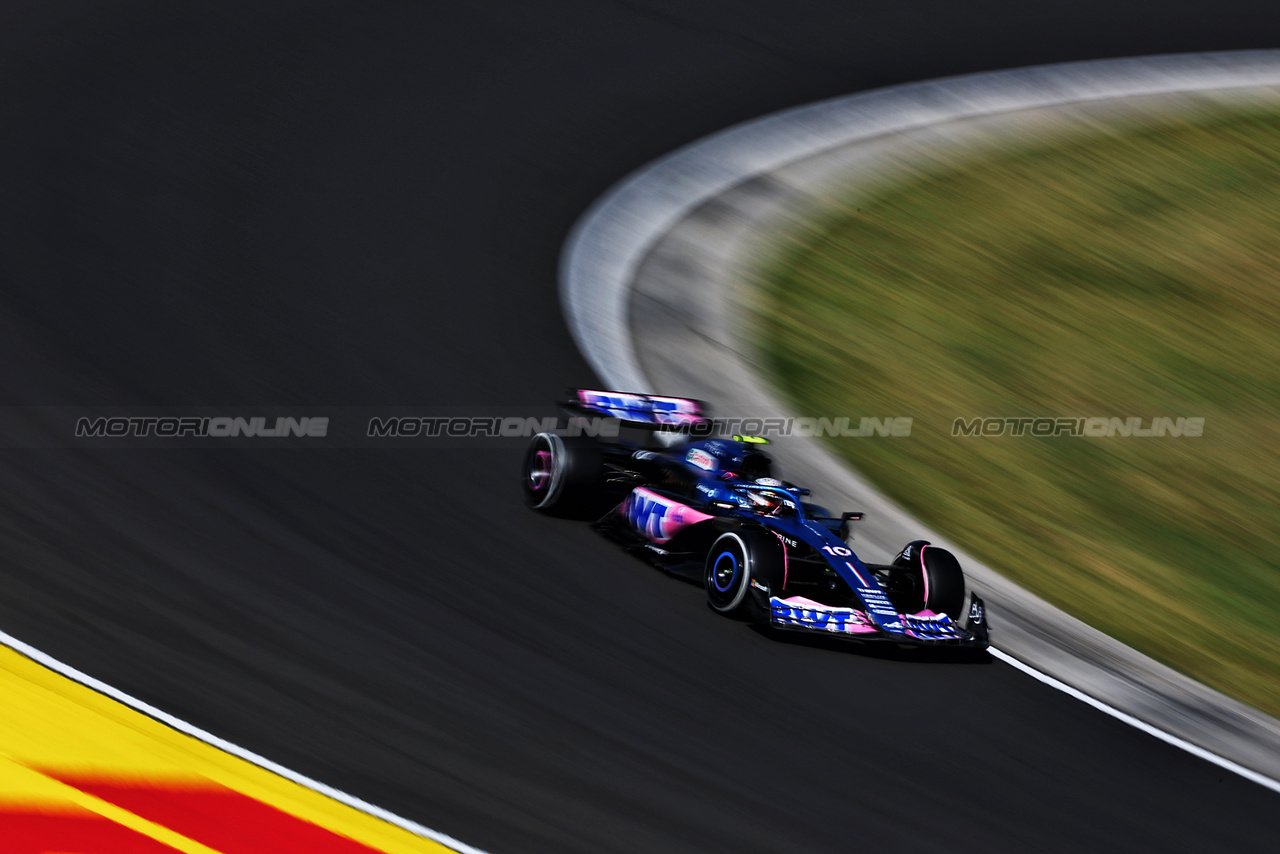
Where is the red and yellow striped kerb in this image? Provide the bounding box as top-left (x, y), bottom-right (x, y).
top-left (0, 638), bottom-right (468, 853)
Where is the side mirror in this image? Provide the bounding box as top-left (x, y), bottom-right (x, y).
top-left (839, 511), bottom-right (865, 542)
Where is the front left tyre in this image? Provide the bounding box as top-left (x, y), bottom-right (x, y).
top-left (890, 539), bottom-right (966, 620)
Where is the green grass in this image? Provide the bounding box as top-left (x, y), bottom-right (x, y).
top-left (753, 106), bottom-right (1280, 715)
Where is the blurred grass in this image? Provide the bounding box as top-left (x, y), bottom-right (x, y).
top-left (753, 106), bottom-right (1280, 715)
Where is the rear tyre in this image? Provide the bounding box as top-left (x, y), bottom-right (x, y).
top-left (892, 540), bottom-right (966, 620)
top-left (521, 432), bottom-right (602, 518)
top-left (705, 529), bottom-right (783, 621)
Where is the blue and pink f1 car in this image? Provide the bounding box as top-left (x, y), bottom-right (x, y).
top-left (522, 390), bottom-right (989, 649)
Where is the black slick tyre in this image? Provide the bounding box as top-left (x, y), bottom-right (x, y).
top-left (705, 529), bottom-right (783, 619)
top-left (521, 432), bottom-right (602, 518)
top-left (893, 540), bottom-right (966, 620)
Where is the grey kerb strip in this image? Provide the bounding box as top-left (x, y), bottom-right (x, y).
top-left (559, 51), bottom-right (1280, 790)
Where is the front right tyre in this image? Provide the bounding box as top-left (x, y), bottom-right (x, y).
top-left (705, 529), bottom-right (784, 621)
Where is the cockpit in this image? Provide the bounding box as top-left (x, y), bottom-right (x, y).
top-left (738, 480), bottom-right (800, 517)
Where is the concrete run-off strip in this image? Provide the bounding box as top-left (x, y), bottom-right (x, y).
top-left (560, 51), bottom-right (1280, 789)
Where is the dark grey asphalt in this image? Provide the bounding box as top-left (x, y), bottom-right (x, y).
top-left (1, 3), bottom-right (1277, 852)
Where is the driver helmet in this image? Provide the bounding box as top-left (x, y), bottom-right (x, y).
top-left (747, 479), bottom-right (789, 515)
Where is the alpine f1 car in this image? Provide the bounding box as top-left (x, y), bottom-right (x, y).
top-left (522, 390), bottom-right (989, 649)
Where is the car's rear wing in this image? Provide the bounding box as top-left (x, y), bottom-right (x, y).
top-left (562, 389), bottom-right (710, 431)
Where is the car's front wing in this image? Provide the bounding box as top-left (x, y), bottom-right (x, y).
top-left (767, 593), bottom-right (989, 648)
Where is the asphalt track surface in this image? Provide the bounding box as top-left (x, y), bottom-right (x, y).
top-left (2, 3), bottom-right (1278, 852)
